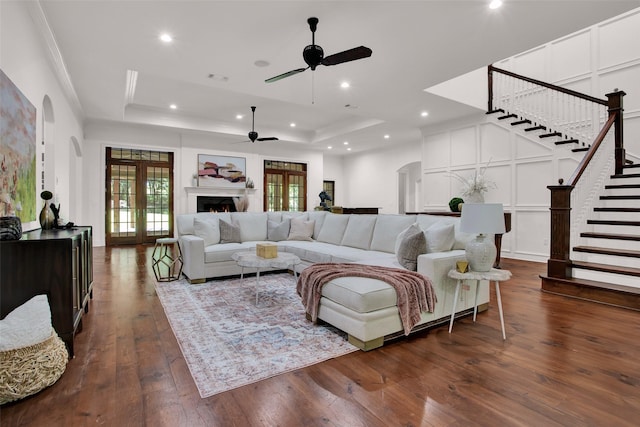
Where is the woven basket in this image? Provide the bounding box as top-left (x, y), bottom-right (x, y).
top-left (0, 332), bottom-right (68, 405)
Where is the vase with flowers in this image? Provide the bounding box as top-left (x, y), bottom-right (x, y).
top-left (448, 160), bottom-right (497, 204)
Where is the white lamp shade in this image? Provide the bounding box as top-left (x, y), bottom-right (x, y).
top-left (460, 203), bottom-right (505, 235)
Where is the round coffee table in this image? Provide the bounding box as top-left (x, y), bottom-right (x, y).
top-left (231, 251), bottom-right (301, 305)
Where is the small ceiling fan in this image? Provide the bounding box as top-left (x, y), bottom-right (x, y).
top-left (244, 106), bottom-right (279, 143)
top-left (265, 17), bottom-right (372, 83)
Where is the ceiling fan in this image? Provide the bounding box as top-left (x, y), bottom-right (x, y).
top-left (265, 17), bottom-right (373, 83)
top-left (245, 106), bottom-right (279, 143)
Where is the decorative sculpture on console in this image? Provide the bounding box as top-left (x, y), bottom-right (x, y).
top-left (318, 191), bottom-right (332, 211)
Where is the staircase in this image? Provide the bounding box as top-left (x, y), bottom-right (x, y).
top-left (487, 65), bottom-right (640, 311)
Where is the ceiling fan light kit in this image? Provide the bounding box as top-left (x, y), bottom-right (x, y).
top-left (265, 17), bottom-right (372, 83)
top-left (245, 106), bottom-right (279, 143)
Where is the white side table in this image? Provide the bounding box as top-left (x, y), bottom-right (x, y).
top-left (447, 268), bottom-right (512, 340)
top-left (231, 251), bottom-right (301, 305)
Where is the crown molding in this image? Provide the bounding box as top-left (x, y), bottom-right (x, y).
top-left (27, 1), bottom-right (84, 122)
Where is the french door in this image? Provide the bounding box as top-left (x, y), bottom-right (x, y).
top-left (105, 148), bottom-right (174, 245)
top-left (263, 160), bottom-right (307, 212)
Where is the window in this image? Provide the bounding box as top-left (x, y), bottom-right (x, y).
top-left (322, 180), bottom-right (335, 208)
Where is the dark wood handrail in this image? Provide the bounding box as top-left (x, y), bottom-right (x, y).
top-left (569, 114), bottom-right (616, 186)
top-left (489, 65), bottom-right (607, 106)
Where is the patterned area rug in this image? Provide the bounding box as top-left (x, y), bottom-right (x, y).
top-left (155, 273), bottom-right (358, 398)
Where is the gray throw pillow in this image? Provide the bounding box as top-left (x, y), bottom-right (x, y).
top-left (219, 219), bottom-right (241, 243)
top-left (267, 219), bottom-right (290, 241)
top-left (396, 223), bottom-right (427, 271)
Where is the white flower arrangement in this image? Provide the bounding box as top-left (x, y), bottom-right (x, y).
top-left (448, 160), bottom-right (497, 197)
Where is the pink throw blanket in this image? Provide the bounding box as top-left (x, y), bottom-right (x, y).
top-left (297, 263), bottom-right (437, 335)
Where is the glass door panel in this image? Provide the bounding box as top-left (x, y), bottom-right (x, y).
top-left (288, 174), bottom-right (305, 212)
top-left (146, 166), bottom-right (170, 238)
top-left (266, 173), bottom-right (283, 211)
top-left (109, 164), bottom-right (137, 243)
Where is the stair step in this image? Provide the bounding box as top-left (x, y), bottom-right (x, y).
top-left (541, 275), bottom-right (640, 311)
top-left (555, 139), bottom-right (580, 145)
top-left (580, 231), bottom-right (640, 241)
top-left (573, 246), bottom-right (640, 258)
top-left (594, 207), bottom-right (640, 212)
top-left (587, 219), bottom-right (640, 226)
top-left (611, 173), bottom-right (640, 179)
top-left (624, 162), bottom-right (639, 168)
top-left (570, 260), bottom-right (640, 278)
top-left (540, 132), bottom-right (562, 138)
top-left (511, 119), bottom-right (531, 126)
top-left (486, 109), bottom-right (505, 115)
top-left (599, 195), bottom-right (640, 200)
top-left (572, 147), bottom-right (590, 152)
top-left (525, 125), bottom-right (546, 132)
top-left (498, 113), bottom-right (518, 120)
top-left (604, 184), bottom-right (640, 190)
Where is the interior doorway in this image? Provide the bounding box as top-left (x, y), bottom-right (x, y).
top-left (397, 161), bottom-right (421, 214)
top-left (105, 148), bottom-right (174, 245)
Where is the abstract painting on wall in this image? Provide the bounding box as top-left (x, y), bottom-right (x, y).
top-left (0, 68), bottom-right (37, 224)
top-left (197, 154), bottom-right (246, 188)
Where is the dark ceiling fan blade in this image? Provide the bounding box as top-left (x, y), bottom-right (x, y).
top-left (256, 137), bottom-right (279, 142)
top-left (321, 46), bottom-right (372, 66)
top-left (265, 67), bottom-right (307, 83)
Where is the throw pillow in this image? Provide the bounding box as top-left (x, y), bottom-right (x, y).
top-left (0, 294), bottom-right (53, 351)
top-left (395, 224), bottom-right (427, 271)
top-left (287, 217), bottom-right (315, 241)
top-left (219, 219), bottom-right (241, 243)
top-left (193, 217), bottom-right (220, 247)
top-left (424, 222), bottom-right (456, 253)
top-left (267, 219), bottom-right (291, 241)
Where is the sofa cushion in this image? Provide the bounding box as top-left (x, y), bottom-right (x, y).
top-left (288, 217), bottom-right (315, 241)
top-left (267, 219), bottom-right (290, 241)
top-left (395, 224), bottom-right (426, 271)
top-left (370, 215), bottom-right (416, 253)
top-left (307, 210), bottom-right (328, 239)
top-left (424, 222), bottom-right (456, 253)
top-left (340, 215), bottom-right (377, 250)
top-left (204, 242), bottom-right (255, 263)
top-left (219, 219), bottom-right (241, 243)
top-left (232, 212), bottom-right (268, 242)
top-left (282, 241), bottom-right (333, 264)
top-left (267, 212), bottom-right (283, 222)
top-left (321, 277), bottom-right (398, 313)
top-left (193, 217), bottom-right (221, 246)
top-left (316, 213), bottom-right (350, 245)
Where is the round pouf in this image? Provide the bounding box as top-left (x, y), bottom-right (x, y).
top-left (0, 332), bottom-right (68, 405)
top-left (0, 216), bottom-right (22, 240)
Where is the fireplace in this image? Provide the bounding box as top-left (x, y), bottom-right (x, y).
top-left (197, 196), bottom-right (237, 213)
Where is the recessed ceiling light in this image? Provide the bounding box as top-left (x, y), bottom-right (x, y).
top-left (343, 141), bottom-right (349, 145)
top-left (159, 33), bottom-right (173, 43)
top-left (384, 134), bottom-right (390, 139)
top-left (347, 147), bottom-right (352, 151)
top-left (421, 111), bottom-right (429, 117)
top-left (236, 114), bottom-right (243, 119)
top-left (169, 104), bottom-right (177, 109)
top-left (489, 0), bottom-right (503, 9)
top-left (290, 123), bottom-right (296, 127)
top-left (340, 81), bottom-right (350, 89)
top-left (328, 146), bottom-right (333, 149)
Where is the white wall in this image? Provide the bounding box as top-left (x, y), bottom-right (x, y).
top-left (323, 155), bottom-right (344, 206)
top-left (1, 1), bottom-right (84, 230)
top-left (340, 140), bottom-right (422, 214)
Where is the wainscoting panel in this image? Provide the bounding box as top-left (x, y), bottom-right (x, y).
top-left (450, 126), bottom-right (477, 167)
top-left (514, 210), bottom-right (550, 258)
top-left (598, 9), bottom-right (640, 69)
top-left (423, 132), bottom-right (450, 170)
top-left (514, 133), bottom-right (552, 160)
top-left (599, 65), bottom-right (640, 111)
top-left (512, 46), bottom-right (546, 80)
top-left (516, 161), bottom-right (554, 206)
top-left (479, 123), bottom-right (511, 163)
top-left (484, 165), bottom-right (511, 204)
top-left (422, 171), bottom-right (450, 206)
top-left (550, 30), bottom-right (591, 82)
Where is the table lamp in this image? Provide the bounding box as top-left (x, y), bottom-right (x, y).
top-left (460, 203), bottom-right (505, 272)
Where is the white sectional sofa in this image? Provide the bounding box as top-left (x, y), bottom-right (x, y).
top-left (176, 210), bottom-right (490, 350)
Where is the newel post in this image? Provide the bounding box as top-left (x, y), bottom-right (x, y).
top-left (487, 65), bottom-right (494, 112)
top-left (606, 90), bottom-right (625, 175)
top-left (547, 181), bottom-right (573, 279)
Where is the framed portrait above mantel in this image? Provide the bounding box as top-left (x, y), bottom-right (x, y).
top-left (197, 154), bottom-right (246, 188)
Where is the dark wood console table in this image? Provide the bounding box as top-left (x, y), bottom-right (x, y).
top-left (0, 227), bottom-right (93, 357)
top-left (406, 211), bottom-right (511, 268)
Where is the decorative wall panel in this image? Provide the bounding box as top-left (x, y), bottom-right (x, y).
top-left (516, 161), bottom-right (554, 206)
top-left (450, 127), bottom-right (476, 166)
top-left (550, 30), bottom-right (591, 82)
top-left (599, 66), bottom-right (640, 111)
top-left (422, 171), bottom-right (450, 206)
top-left (514, 133), bottom-right (552, 160)
top-left (598, 11), bottom-right (640, 69)
top-left (512, 46), bottom-right (546, 80)
top-left (422, 132), bottom-right (449, 169)
top-left (515, 210), bottom-right (550, 257)
top-left (479, 123), bottom-right (510, 163)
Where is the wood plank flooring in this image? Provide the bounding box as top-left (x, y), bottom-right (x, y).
top-left (1, 245), bottom-right (639, 426)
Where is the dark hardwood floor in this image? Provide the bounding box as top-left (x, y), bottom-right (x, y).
top-left (2, 246), bottom-right (639, 426)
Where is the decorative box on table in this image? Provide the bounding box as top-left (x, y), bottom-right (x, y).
top-left (256, 243), bottom-right (277, 259)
